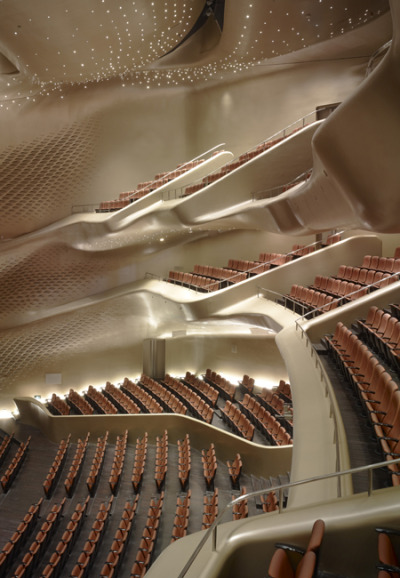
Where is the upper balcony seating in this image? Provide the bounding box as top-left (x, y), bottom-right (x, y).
top-left (109, 430), bottom-right (128, 495)
top-left (104, 382), bottom-right (140, 414)
top-left (168, 247), bottom-right (302, 293)
top-left (67, 389), bottom-right (94, 415)
top-left (121, 377), bottom-right (163, 414)
top-left (47, 394), bottom-right (70, 416)
top-left (85, 386), bottom-right (118, 415)
top-left (204, 369), bottom-right (236, 401)
top-left (239, 393), bottom-right (293, 444)
top-left (220, 400), bottom-right (255, 441)
top-left (182, 371), bottom-right (219, 407)
top-left (97, 159), bottom-right (206, 212)
top-left (201, 488), bottom-right (219, 530)
top-left (286, 251), bottom-right (400, 317)
top-left (162, 374), bottom-right (214, 424)
top-left (183, 129), bottom-right (306, 199)
top-left (131, 375), bottom-right (188, 415)
top-left (154, 430), bottom-right (168, 492)
top-left (324, 312), bottom-right (400, 487)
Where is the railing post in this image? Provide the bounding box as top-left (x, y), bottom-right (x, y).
top-left (212, 525), bottom-right (217, 551)
top-left (368, 469), bottom-right (373, 496)
top-left (278, 487), bottom-right (284, 512)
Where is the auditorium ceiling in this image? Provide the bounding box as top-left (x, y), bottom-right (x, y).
top-left (0, 0), bottom-right (390, 96)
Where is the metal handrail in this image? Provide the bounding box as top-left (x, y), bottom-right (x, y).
top-left (178, 456), bottom-right (400, 578)
top-left (366, 39), bottom-right (392, 77)
top-left (162, 106), bottom-right (335, 203)
top-left (166, 230), bottom-right (346, 294)
top-left (251, 168), bottom-right (312, 201)
top-left (71, 143), bottom-right (226, 214)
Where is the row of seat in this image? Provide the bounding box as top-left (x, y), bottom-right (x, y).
top-left (286, 284), bottom-right (340, 316)
top-left (357, 306), bottom-right (400, 373)
top-left (130, 492), bottom-right (164, 577)
top-left (314, 272), bottom-right (396, 295)
top-left (43, 434), bottom-right (71, 498)
top-left (202, 443), bottom-right (217, 491)
top-left (171, 491), bottom-right (191, 543)
top-left (85, 386), bottom-right (118, 415)
top-left (204, 369), bottom-right (236, 401)
top-left (104, 382), bottom-right (140, 414)
top-left (220, 400), bottom-right (255, 441)
top-left (98, 159), bottom-right (204, 211)
top-left (202, 489), bottom-right (219, 530)
top-left (86, 431), bottom-right (108, 496)
top-left (131, 432), bottom-right (148, 493)
top-left (256, 390), bottom-right (289, 421)
top-left (12, 498), bottom-right (67, 578)
top-left (184, 132), bottom-right (296, 199)
top-left (259, 252), bottom-right (293, 266)
top-left (226, 453), bottom-right (242, 489)
top-left (170, 250), bottom-right (296, 293)
top-left (239, 374), bottom-right (255, 395)
top-left (0, 433), bottom-right (14, 467)
top-left (168, 270), bottom-right (220, 292)
top-left (47, 394), bottom-right (70, 416)
top-left (100, 497), bottom-right (139, 578)
top-left (67, 389), bottom-right (94, 415)
top-left (64, 433), bottom-right (90, 497)
top-left (182, 371), bottom-right (219, 407)
top-left (138, 374), bottom-right (187, 415)
top-left (0, 498), bottom-right (43, 578)
top-left (41, 496), bottom-right (91, 578)
top-left (177, 434), bottom-right (191, 491)
top-left (286, 250), bottom-right (400, 318)
top-left (1, 436), bottom-right (31, 493)
top-left (162, 374), bottom-right (214, 424)
top-left (109, 430), bottom-right (128, 495)
top-left (325, 322), bottom-right (400, 485)
top-left (239, 395), bottom-right (293, 446)
top-left (154, 430), bottom-right (168, 492)
top-left (376, 524), bottom-right (400, 577)
top-left (232, 487), bottom-right (248, 521)
top-left (171, 238), bottom-right (323, 295)
top-left (239, 377), bottom-right (293, 427)
top-left (227, 259), bottom-right (271, 275)
top-left (336, 264), bottom-right (400, 285)
top-left (192, 264), bottom-right (248, 284)
top-left (70, 496), bottom-right (114, 578)
top-left (121, 377), bottom-right (163, 414)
